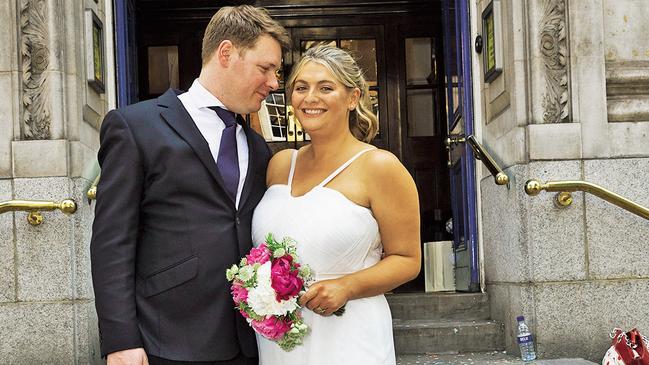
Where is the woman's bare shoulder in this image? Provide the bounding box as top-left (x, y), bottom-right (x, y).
top-left (266, 149), bottom-right (297, 186)
top-left (362, 148), bottom-right (404, 173)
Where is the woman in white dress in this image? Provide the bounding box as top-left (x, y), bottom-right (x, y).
top-left (251, 45), bottom-right (421, 365)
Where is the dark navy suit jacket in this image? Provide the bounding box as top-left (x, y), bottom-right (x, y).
top-left (90, 89), bottom-right (270, 361)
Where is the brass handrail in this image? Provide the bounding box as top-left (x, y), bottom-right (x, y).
top-left (87, 174), bottom-right (100, 200)
top-left (465, 135), bottom-right (509, 186)
top-left (0, 199), bottom-right (78, 225)
top-left (525, 179), bottom-right (649, 221)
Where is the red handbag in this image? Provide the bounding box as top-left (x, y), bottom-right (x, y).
top-left (603, 328), bottom-right (649, 365)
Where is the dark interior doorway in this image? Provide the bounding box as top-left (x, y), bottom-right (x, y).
top-left (130, 0), bottom-right (452, 292)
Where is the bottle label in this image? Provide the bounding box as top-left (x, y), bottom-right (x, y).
top-left (517, 334), bottom-right (533, 344)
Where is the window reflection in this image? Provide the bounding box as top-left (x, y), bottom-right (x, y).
top-left (405, 37), bottom-right (436, 137)
top-left (148, 46), bottom-right (179, 94)
top-left (405, 38), bottom-right (432, 86)
top-left (369, 89), bottom-right (379, 122)
top-left (255, 93), bottom-right (288, 142)
top-left (301, 40), bottom-right (336, 54)
top-left (407, 89), bottom-right (435, 136)
top-left (340, 39), bottom-right (377, 86)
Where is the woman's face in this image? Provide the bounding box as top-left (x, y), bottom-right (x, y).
top-left (291, 61), bottom-right (359, 138)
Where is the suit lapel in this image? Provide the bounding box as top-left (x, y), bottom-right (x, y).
top-left (157, 89), bottom-right (234, 204)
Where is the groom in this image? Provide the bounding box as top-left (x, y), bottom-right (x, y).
top-left (90, 6), bottom-right (290, 365)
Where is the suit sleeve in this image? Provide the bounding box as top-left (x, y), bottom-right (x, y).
top-left (90, 109), bottom-right (145, 356)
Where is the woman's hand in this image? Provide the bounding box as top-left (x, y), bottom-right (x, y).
top-left (299, 278), bottom-right (351, 316)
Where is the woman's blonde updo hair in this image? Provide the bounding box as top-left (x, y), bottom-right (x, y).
top-left (286, 45), bottom-right (379, 142)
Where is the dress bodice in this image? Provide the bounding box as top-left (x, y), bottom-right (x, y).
top-left (251, 148), bottom-right (382, 279)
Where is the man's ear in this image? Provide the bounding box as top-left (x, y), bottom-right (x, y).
top-left (216, 40), bottom-right (234, 67)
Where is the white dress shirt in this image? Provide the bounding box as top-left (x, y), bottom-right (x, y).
top-left (178, 79), bottom-right (249, 209)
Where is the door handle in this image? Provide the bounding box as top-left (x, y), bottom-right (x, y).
top-left (445, 135), bottom-right (509, 186)
top-left (444, 135), bottom-right (466, 167)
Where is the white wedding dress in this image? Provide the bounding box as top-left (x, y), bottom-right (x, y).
top-left (251, 148), bottom-right (396, 365)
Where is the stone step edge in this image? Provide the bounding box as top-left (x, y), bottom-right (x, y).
top-left (386, 292), bottom-right (487, 300)
top-left (396, 352), bottom-right (598, 365)
top-left (393, 319), bottom-right (503, 330)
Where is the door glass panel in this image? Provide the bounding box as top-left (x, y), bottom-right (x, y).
top-left (405, 37), bottom-right (435, 137)
top-left (407, 89), bottom-right (435, 136)
top-left (405, 38), bottom-right (432, 86)
top-left (340, 39), bottom-right (377, 85)
top-left (446, 75), bottom-right (459, 120)
top-left (369, 89), bottom-right (380, 137)
top-left (369, 89), bottom-right (379, 121)
top-left (443, 4), bottom-right (461, 123)
top-left (147, 46), bottom-right (179, 94)
top-left (301, 40), bottom-right (336, 54)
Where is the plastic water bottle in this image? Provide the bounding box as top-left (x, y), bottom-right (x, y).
top-left (516, 315), bottom-right (536, 361)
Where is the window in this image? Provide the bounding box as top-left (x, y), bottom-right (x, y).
top-left (404, 37), bottom-right (437, 137)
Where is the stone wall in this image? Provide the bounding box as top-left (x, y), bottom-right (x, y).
top-left (0, 178), bottom-right (99, 364)
top-left (0, 0), bottom-right (108, 363)
top-left (482, 159), bottom-right (649, 360)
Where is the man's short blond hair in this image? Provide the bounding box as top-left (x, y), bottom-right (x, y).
top-left (201, 5), bottom-right (291, 65)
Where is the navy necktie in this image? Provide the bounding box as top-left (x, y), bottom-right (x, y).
top-left (209, 106), bottom-right (240, 201)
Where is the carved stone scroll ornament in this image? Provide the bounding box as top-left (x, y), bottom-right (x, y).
top-left (539, 0), bottom-right (570, 123)
top-left (20, 0), bottom-right (51, 139)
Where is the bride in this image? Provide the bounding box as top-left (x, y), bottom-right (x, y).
top-left (251, 45), bottom-right (421, 365)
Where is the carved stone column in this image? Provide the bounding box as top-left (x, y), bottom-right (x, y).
top-left (530, 0), bottom-right (571, 124)
top-left (20, 0), bottom-right (51, 139)
top-left (19, 0), bottom-right (65, 141)
top-left (14, 0), bottom-right (68, 178)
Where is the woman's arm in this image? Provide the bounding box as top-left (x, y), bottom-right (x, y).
top-left (300, 149), bottom-right (421, 315)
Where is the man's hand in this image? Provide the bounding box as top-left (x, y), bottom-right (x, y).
top-left (107, 348), bottom-right (148, 365)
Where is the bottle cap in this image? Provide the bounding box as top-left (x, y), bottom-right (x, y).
top-left (516, 315), bottom-right (525, 322)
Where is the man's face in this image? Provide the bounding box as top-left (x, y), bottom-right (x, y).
top-left (225, 35), bottom-right (282, 114)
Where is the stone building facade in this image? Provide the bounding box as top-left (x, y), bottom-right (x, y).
top-left (475, 0), bottom-right (649, 359)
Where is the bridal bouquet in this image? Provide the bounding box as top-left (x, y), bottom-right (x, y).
top-left (226, 233), bottom-right (313, 351)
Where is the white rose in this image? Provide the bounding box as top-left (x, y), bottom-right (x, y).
top-left (247, 262), bottom-right (299, 316)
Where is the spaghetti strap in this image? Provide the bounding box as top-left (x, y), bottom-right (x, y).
top-left (287, 150), bottom-right (299, 187)
top-left (317, 148), bottom-right (376, 188)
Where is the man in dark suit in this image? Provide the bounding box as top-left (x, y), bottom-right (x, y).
top-left (90, 6), bottom-right (290, 365)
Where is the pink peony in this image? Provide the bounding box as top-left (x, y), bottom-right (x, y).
top-left (246, 244), bottom-right (271, 264)
top-left (270, 256), bottom-right (304, 301)
top-left (251, 316), bottom-right (292, 340)
top-left (231, 281), bottom-right (248, 305)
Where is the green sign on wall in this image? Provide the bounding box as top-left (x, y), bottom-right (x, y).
top-left (482, 0), bottom-right (502, 83)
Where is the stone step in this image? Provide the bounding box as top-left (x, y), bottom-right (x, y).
top-left (397, 352), bottom-right (599, 365)
top-left (393, 319), bottom-right (505, 354)
top-left (387, 292), bottom-right (490, 321)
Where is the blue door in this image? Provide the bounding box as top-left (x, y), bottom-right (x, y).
top-left (442, 0), bottom-right (479, 292)
top-left (114, 0), bottom-right (138, 106)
